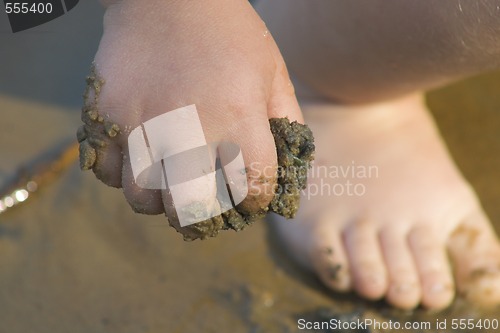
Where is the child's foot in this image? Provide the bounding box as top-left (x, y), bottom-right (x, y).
top-left (82, 0), bottom-right (302, 238)
top-left (273, 93), bottom-right (500, 310)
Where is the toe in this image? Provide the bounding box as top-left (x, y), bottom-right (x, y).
top-left (448, 210), bottom-right (500, 308)
top-left (380, 226), bottom-right (421, 310)
top-left (309, 221), bottom-right (352, 292)
top-left (344, 220), bottom-right (388, 300)
top-left (409, 226), bottom-right (454, 310)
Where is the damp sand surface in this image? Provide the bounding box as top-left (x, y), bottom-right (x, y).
top-left (1, 73), bottom-right (500, 332)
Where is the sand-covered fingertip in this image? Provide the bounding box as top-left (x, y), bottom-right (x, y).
top-left (268, 118), bottom-right (315, 219)
top-left (77, 63), bottom-right (122, 180)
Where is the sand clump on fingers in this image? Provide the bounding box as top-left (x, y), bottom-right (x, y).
top-left (77, 65), bottom-right (315, 240)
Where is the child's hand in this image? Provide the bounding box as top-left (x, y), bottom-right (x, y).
top-left (80, 0), bottom-right (303, 238)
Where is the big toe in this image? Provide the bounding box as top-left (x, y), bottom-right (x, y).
top-left (275, 215), bottom-right (352, 292)
top-left (448, 210), bottom-right (500, 308)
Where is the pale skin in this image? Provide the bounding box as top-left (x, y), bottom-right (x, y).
top-left (91, 0), bottom-right (500, 310)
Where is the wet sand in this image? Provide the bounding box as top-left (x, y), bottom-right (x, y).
top-left (0, 70), bottom-right (499, 332)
